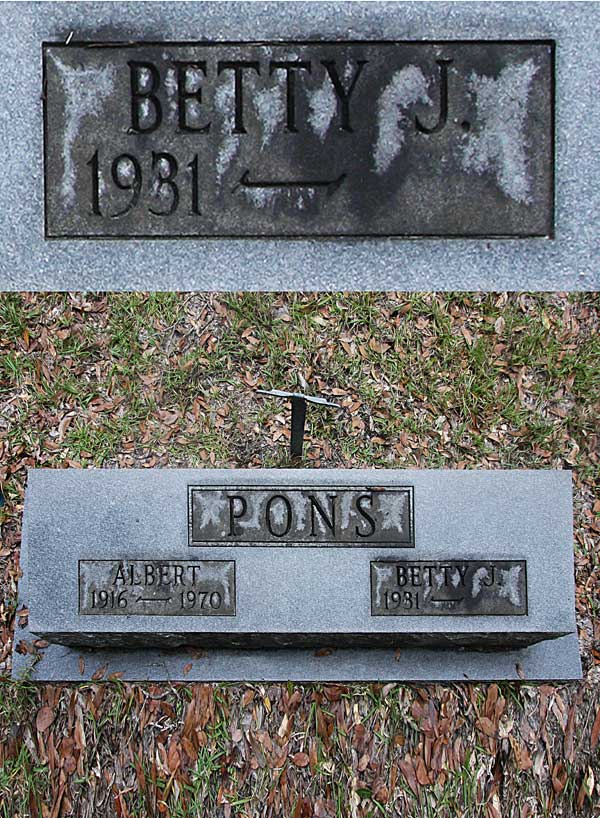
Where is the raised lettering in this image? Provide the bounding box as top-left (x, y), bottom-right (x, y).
top-left (355, 493), bottom-right (376, 538)
top-left (128, 61), bottom-right (162, 133)
top-left (228, 495), bottom-right (248, 536)
top-left (174, 61), bottom-right (211, 133)
top-left (266, 495), bottom-right (293, 537)
top-left (320, 59), bottom-right (367, 132)
top-left (309, 494), bottom-right (337, 537)
top-left (269, 60), bottom-right (311, 132)
top-left (217, 61), bottom-right (260, 133)
top-left (415, 59), bottom-right (452, 135)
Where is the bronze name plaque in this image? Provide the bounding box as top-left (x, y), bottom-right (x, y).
top-left (371, 560), bottom-right (527, 616)
top-left (188, 485), bottom-right (414, 546)
top-left (79, 560), bottom-right (236, 616)
top-left (43, 41), bottom-right (553, 238)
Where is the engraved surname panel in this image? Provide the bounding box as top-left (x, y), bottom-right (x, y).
top-left (79, 559), bottom-right (236, 616)
top-left (43, 41), bottom-right (553, 238)
top-left (188, 486), bottom-right (414, 546)
top-left (371, 560), bottom-right (527, 616)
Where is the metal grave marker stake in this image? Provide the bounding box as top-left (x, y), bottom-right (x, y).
top-left (256, 389), bottom-right (342, 457)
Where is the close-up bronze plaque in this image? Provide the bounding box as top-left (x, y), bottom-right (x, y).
top-left (43, 40), bottom-right (553, 239)
top-left (188, 485), bottom-right (414, 545)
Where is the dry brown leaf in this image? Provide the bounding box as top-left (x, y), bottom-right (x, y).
top-left (91, 663), bottom-right (108, 681)
top-left (515, 743), bottom-right (533, 771)
top-left (477, 717), bottom-right (496, 737)
top-left (369, 338), bottom-right (390, 354)
top-left (590, 707), bottom-right (600, 751)
top-left (291, 752), bottom-right (310, 767)
top-left (552, 761), bottom-right (567, 794)
top-left (399, 755), bottom-right (419, 796)
top-left (36, 706), bottom-right (56, 733)
top-left (415, 756), bottom-right (430, 785)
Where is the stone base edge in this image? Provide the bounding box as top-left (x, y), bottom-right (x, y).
top-left (11, 632), bottom-right (581, 683)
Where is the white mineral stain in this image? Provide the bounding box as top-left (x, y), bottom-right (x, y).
top-left (236, 500), bottom-right (262, 532)
top-left (241, 186), bottom-right (316, 210)
top-left (291, 491), bottom-right (308, 531)
top-left (269, 497), bottom-right (289, 528)
top-left (254, 85), bottom-right (286, 148)
top-left (497, 566), bottom-right (522, 607)
top-left (197, 493), bottom-right (228, 528)
top-left (373, 65), bottom-right (431, 175)
top-left (471, 566), bottom-right (489, 597)
top-left (51, 55), bottom-right (116, 206)
top-left (297, 189), bottom-right (315, 209)
top-left (211, 562), bottom-right (234, 607)
top-left (307, 59), bottom-right (356, 141)
top-left (117, 157), bottom-right (135, 182)
top-left (240, 187), bottom-right (278, 208)
top-left (377, 492), bottom-right (406, 533)
top-left (340, 492), bottom-right (354, 531)
top-left (164, 66), bottom-right (178, 122)
top-left (373, 564), bottom-right (393, 607)
top-left (433, 569), bottom-right (445, 590)
top-left (214, 80), bottom-right (240, 187)
top-left (307, 72), bottom-right (337, 141)
top-left (150, 156), bottom-right (172, 199)
top-left (460, 59), bottom-right (539, 204)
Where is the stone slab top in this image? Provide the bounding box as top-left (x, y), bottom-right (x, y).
top-left (0, 1), bottom-right (599, 291)
top-left (23, 468), bottom-right (577, 648)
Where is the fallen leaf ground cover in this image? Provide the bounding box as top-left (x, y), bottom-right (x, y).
top-left (0, 291), bottom-right (598, 817)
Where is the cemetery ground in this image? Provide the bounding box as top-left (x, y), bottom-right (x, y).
top-left (0, 291), bottom-right (599, 818)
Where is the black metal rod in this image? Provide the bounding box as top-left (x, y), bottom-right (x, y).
top-left (290, 398), bottom-right (307, 457)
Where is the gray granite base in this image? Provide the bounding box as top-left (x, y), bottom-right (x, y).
top-left (12, 525), bottom-right (582, 682)
top-left (12, 631), bottom-right (582, 684)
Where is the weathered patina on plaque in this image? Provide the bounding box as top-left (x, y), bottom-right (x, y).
top-left (43, 41), bottom-right (553, 238)
top-left (188, 486), bottom-right (414, 545)
top-left (371, 560), bottom-right (527, 616)
top-left (79, 560), bottom-right (235, 616)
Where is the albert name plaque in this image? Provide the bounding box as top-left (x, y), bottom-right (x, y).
top-left (79, 559), bottom-right (236, 616)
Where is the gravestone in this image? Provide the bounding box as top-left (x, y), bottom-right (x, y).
top-left (0, 1), bottom-right (598, 289)
top-left (13, 468), bottom-right (581, 681)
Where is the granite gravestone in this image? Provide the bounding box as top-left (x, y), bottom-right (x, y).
top-left (13, 468), bottom-right (581, 681)
top-left (0, 1), bottom-right (598, 290)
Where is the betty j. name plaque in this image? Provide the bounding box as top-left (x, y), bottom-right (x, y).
top-left (43, 40), bottom-right (554, 239)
